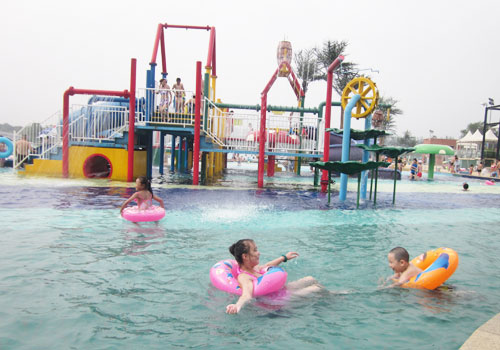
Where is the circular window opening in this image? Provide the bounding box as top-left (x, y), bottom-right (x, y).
top-left (83, 154), bottom-right (112, 178)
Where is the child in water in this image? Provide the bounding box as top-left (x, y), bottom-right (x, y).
top-left (120, 176), bottom-right (164, 213)
top-left (463, 182), bottom-right (469, 191)
top-left (385, 247), bottom-right (422, 288)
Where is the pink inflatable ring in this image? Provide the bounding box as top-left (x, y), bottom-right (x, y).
top-left (209, 259), bottom-right (287, 296)
top-left (122, 205), bottom-right (165, 222)
top-left (485, 180), bottom-right (495, 186)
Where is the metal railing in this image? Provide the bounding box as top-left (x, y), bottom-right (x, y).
top-left (136, 87), bottom-right (197, 127)
top-left (68, 104), bottom-right (128, 142)
top-left (204, 100), bottom-right (324, 154)
top-left (13, 111), bottom-right (62, 168)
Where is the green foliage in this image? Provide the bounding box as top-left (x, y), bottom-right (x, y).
top-left (315, 40), bottom-right (358, 96)
top-left (460, 121), bottom-right (484, 137)
top-left (293, 48), bottom-right (321, 94)
top-left (376, 96), bottom-right (402, 132)
top-left (395, 130), bottom-right (417, 147)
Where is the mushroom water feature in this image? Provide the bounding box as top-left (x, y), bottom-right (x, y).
top-left (413, 144), bottom-right (455, 180)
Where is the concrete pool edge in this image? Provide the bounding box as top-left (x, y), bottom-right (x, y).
top-left (460, 313), bottom-right (500, 349)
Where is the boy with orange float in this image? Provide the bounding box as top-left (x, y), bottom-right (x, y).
top-left (386, 247), bottom-right (423, 288)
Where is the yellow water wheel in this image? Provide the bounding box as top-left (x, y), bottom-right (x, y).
top-left (341, 77), bottom-right (379, 119)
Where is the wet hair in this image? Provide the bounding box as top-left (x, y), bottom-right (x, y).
top-left (176, 77), bottom-right (181, 82)
top-left (389, 247), bottom-right (409, 262)
top-left (160, 78), bottom-right (166, 84)
top-left (463, 183), bottom-right (469, 190)
top-left (137, 176), bottom-right (153, 195)
top-left (229, 239), bottom-right (254, 265)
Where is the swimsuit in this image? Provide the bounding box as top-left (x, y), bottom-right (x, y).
top-left (135, 198), bottom-right (153, 210)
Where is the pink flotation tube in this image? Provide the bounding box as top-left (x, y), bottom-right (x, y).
top-left (210, 259), bottom-right (287, 296)
top-left (485, 180), bottom-right (495, 185)
top-left (122, 205), bottom-right (165, 222)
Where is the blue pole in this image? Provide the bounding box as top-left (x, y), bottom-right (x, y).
top-left (159, 131), bottom-right (165, 175)
top-left (146, 131), bottom-right (153, 179)
top-left (360, 115), bottom-right (372, 200)
top-left (183, 138), bottom-right (189, 172)
top-left (170, 135), bottom-right (176, 172)
top-left (146, 63), bottom-right (156, 122)
top-left (339, 94), bottom-right (361, 201)
top-left (177, 137), bottom-right (182, 172)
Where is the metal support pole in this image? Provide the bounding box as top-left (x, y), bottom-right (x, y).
top-left (339, 94), bottom-right (361, 201)
top-left (170, 136), bottom-right (176, 172)
top-left (159, 131), bottom-right (165, 175)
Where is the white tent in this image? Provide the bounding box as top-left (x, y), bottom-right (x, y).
top-left (485, 129), bottom-right (498, 142)
top-left (457, 131), bottom-right (474, 143)
top-left (470, 130), bottom-right (484, 142)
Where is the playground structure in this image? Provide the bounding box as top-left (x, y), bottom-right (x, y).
top-left (11, 22), bottom-right (394, 197)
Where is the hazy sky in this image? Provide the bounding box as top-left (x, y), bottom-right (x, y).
top-left (1, 0), bottom-right (499, 138)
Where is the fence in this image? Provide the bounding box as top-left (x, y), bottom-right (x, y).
top-left (136, 88), bottom-right (196, 128)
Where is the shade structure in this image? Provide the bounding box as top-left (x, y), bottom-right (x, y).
top-left (413, 144), bottom-right (454, 155)
top-left (327, 128), bottom-right (390, 141)
top-left (413, 144), bottom-right (454, 180)
top-left (309, 161), bottom-right (390, 207)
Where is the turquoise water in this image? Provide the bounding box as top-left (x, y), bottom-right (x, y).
top-left (1, 167), bottom-right (500, 349)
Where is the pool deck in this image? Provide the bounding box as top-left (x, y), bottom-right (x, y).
top-left (460, 313), bottom-right (500, 349)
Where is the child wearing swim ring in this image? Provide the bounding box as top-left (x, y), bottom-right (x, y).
top-left (385, 247), bottom-right (423, 288)
top-left (120, 176), bottom-right (164, 213)
top-left (225, 239), bottom-right (324, 314)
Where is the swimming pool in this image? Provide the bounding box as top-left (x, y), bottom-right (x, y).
top-left (1, 167), bottom-right (499, 349)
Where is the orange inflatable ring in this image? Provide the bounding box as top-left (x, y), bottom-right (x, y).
top-left (402, 247), bottom-right (458, 290)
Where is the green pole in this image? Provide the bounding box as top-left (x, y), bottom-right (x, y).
top-left (328, 170), bottom-right (331, 205)
top-left (428, 153), bottom-right (435, 180)
top-left (374, 152), bottom-right (380, 206)
top-left (393, 157), bottom-right (398, 205)
top-left (369, 138), bottom-right (377, 200)
top-left (297, 95), bottom-right (305, 175)
top-left (357, 173), bottom-right (361, 209)
top-left (314, 167), bottom-right (319, 187)
top-left (203, 73), bottom-right (210, 129)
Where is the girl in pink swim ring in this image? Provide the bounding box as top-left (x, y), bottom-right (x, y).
top-left (120, 177), bottom-right (165, 222)
top-left (220, 239), bottom-right (324, 314)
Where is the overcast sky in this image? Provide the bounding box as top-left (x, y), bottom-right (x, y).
top-left (1, 0), bottom-right (499, 138)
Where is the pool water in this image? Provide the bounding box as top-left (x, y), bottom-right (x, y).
top-left (1, 167), bottom-right (500, 349)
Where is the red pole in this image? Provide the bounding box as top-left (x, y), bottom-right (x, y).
top-left (193, 61), bottom-right (202, 185)
top-left (206, 27), bottom-right (215, 70)
top-left (165, 24), bottom-right (211, 30)
top-left (321, 55), bottom-right (344, 192)
top-left (150, 23), bottom-right (163, 65)
top-left (61, 87), bottom-right (130, 179)
top-left (258, 94), bottom-right (267, 188)
top-left (160, 30), bottom-right (167, 75)
top-left (127, 58), bottom-right (137, 182)
top-left (62, 87), bottom-right (72, 178)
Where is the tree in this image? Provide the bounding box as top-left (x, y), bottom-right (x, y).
top-left (375, 96), bottom-right (402, 133)
top-left (396, 130), bottom-right (417, 147)
top-left (293, 48), bottom-right (321, 95)
top-left (460, 121), bottom-right (483, 137)
top-left (315, 40), bottom-right (358, 96)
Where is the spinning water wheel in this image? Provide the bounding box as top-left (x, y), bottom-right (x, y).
top-left (341, 77), bottom-right (379, 119)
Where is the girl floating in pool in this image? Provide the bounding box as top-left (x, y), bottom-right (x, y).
top-left (225, 239), bottom-right (324, 314)
top-left (120, 177), bottom-right (164, 214)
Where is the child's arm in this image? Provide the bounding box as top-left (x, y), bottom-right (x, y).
top-left (120, 193), bottom-right (138, 213)
top-left (264, 252), bottom-right (298, 267)
top-left (152, 194), bottom-right (164, 208)
top-left (226, 275), bottom-right (254, 314)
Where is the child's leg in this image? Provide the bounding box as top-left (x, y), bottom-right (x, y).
top-left (290, 284), bottom-right (323, 297)
top-left (287, 276), bottom-right (319, 291)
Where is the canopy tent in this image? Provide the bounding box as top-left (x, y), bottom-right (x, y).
top-left (457, 131), bottom-right (474, 144)
top-left (485, 129), bottom-right (498, 142)
top-left (470, 130), bottom-right (484, 142)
